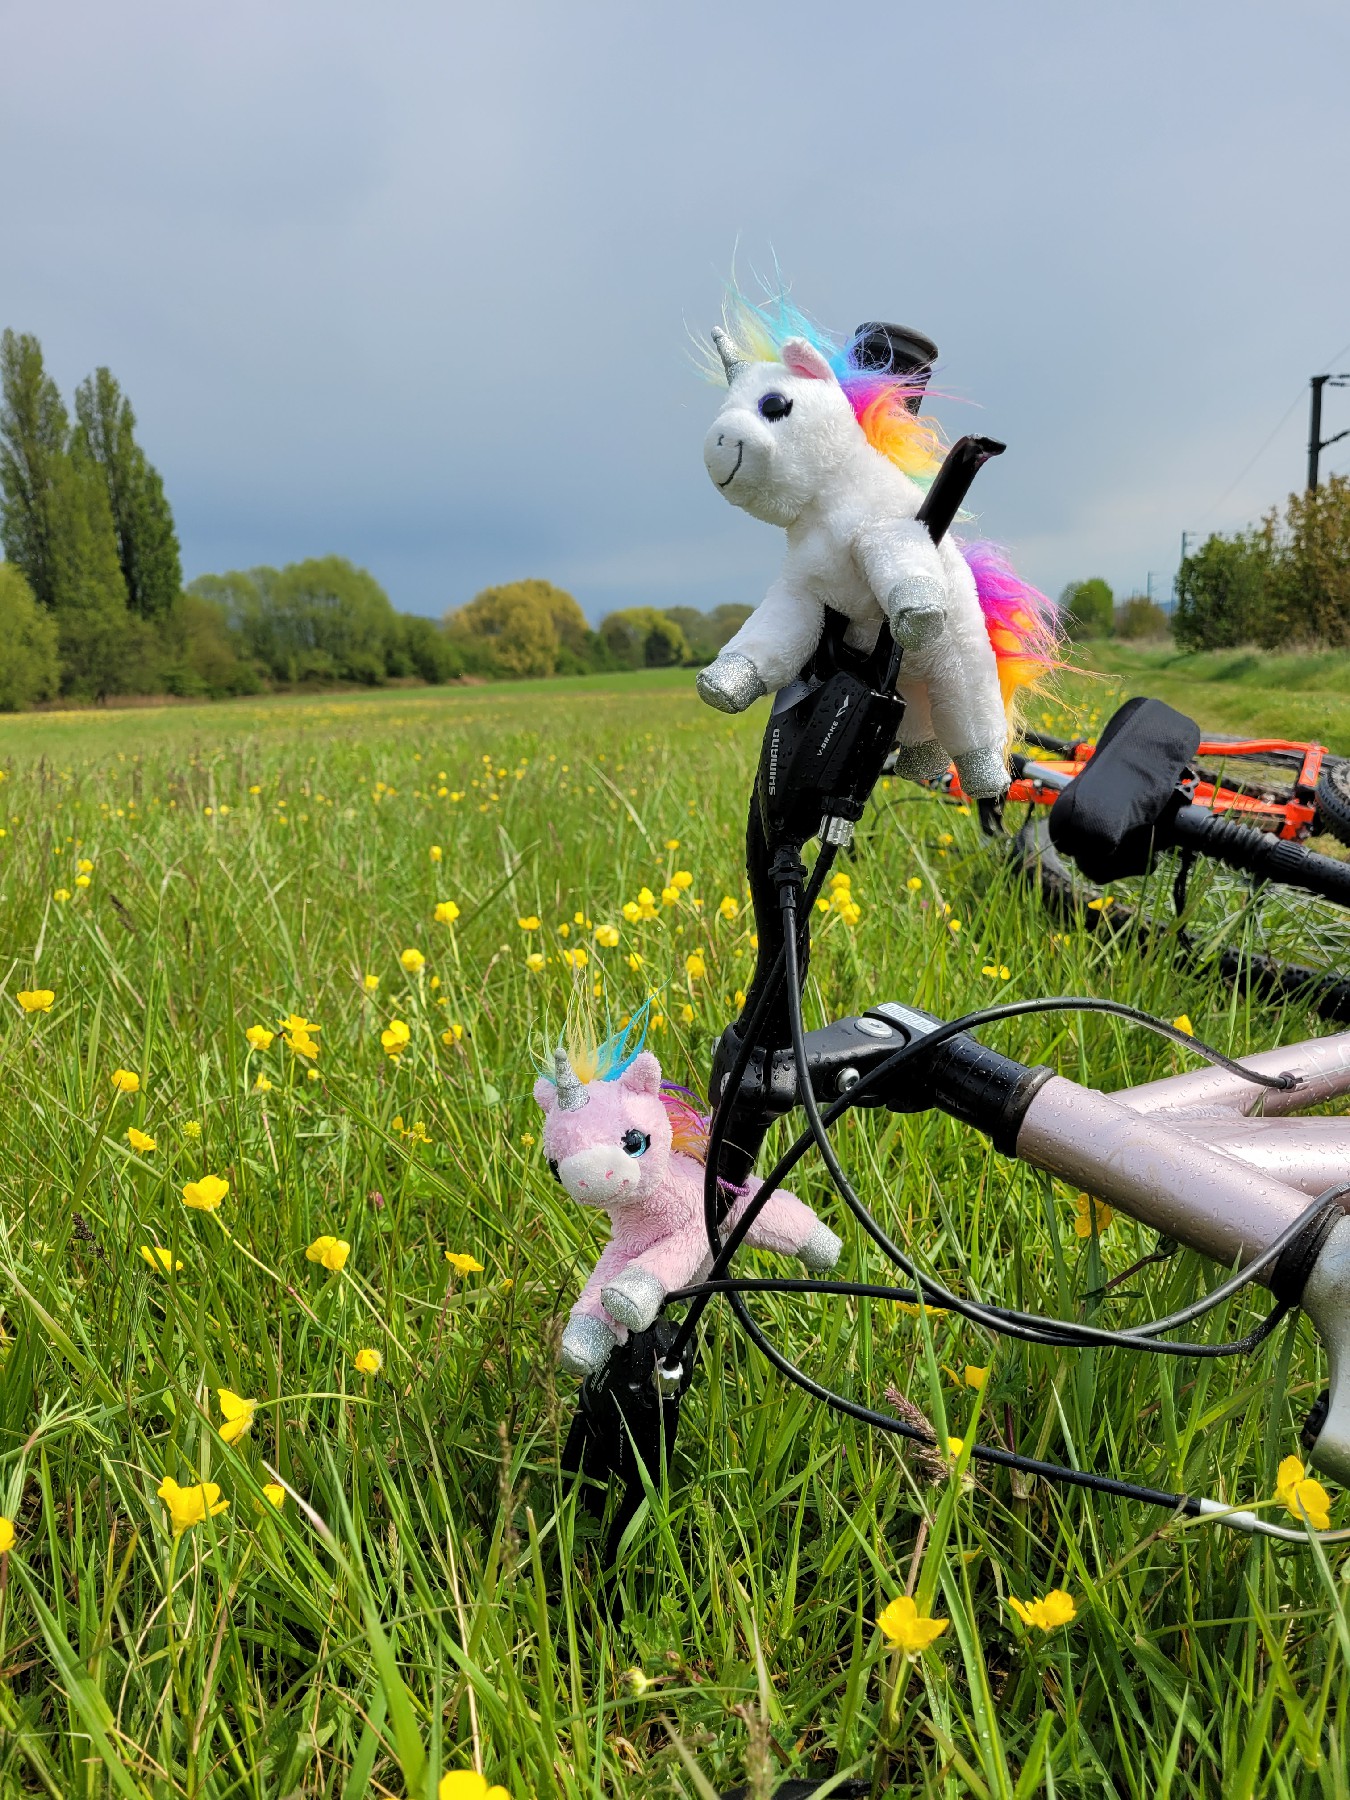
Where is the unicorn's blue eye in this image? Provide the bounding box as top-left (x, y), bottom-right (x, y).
top-left (759, 392), bottom-right (792, 421)
top-left (621, 1129), bottom-right (650, 1157)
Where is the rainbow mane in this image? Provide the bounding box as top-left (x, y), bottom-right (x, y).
top-left (703, 279), bottom-right (1059, 707)
top-left (705, 284), bottom-right (946, 487)
top-left (961, 541), bottom-right (1060, 710)
top-left (537, 1002), bottom-right (714, 1163)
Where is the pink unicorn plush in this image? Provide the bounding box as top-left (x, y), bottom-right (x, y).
top-left (535, 1033), bottom-right (841, 1377)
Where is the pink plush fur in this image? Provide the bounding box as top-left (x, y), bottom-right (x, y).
top-left (535, 1048), bottom-right (841, 1375)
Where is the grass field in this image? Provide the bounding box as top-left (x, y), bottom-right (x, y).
top-left (1, 656), bottom-right (1348, 1798)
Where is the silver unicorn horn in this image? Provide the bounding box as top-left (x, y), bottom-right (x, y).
top-left (553, 1046), bottom-right (589, 1112)
top-left (711, 326), bottom-right (745, 384)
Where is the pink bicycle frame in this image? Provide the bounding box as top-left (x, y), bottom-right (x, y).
top-left (1014, 1029), bottom-right (1350, 1481)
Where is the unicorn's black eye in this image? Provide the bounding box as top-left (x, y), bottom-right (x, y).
top-left (620, 1129), bottom-right (650, 1158)
top-left (548, 1158), bottom-right (562, 1183)
top-left (759, 392), bottom-right (792, 422)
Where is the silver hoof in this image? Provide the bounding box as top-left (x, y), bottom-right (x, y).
top-left (890, 739), bottom-right (952, 782)
top-left (884, 576), bottom-right (946, 649)
top-left (601, 1267), bottom-right (666, 1332)
top-left (560, 1313), bottom-right (618, 1377)
top-left (696, 654), bottom-right (767, 715)
top-left (799, 1220), bottom-right (842, 1272)
top-left (952, 747), bottom-right (1009, 800)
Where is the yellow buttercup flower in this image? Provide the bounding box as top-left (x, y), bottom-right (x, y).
top-left (0, 1516), bottom-right (15, 1554)
top-left (76, 858), bottom-right (93, 874)
top-left (354, 1347), bottom-right (383, 1374)
top-left (962, 1364), bottom-right (988, 1390)
top-left (524, 952), bottom-right (546, 973)
top-left (1172, 1014), bottom-right (1195, 1037)
top-left (438, 1774), bottom-right (512, 1800)
top-left (671, 870), bottom-right (693, 890)
top-left (400, 947), bottom-right (427, 974)
top-left (1276, 1455), bottom-right (1333, 1529)
top-left (430, 844), bottom-right (443, 862)
top-left (664, 838), bottom-right (680, 850)
top-left (906, 876), bottom-right (923, 892)
top-left (717, 895), bottom-right (738, 920)
top-left (679, 1003), bottom-right (694, 1024)
top-left (445, 1251), bottom-right (484, 1275)
top-left (139, 1245), bottom-right (182, 1273)
top-left (306, 1236), bottom-right (350, 1272)
top-left (110, 1067), bottom-right (141, 1095)
top-left (685, 952), bottom-right (707, 979)
top-left (182, 1174), bottom-right (228, 1211)
top-left (254, 1073), bottom-right (274, 1093)
top-left (518, 915), bottom-right (541, 931)
top-left (1073, 1193), bottom-right (1113, 1238)
top-left (434, 901), bottom-right (460, 926)
top-left (381, 1018), bottom-right (411, 1057)
top-left (661, 884), bottom-right (680, 906)
top-left (876, 1594), bottom-right (949, 1655)
top-left (561, 947), bottom-right (588, 969)
top-left (261, 1482), bottom-right (286, 1509)
top-left (245, 1025), bottom-right (275, 1052)
top-left (127, 1126), bottom-right (156, 1153)
top-left (217, 1389), bottom-right (257, 1445)
top-left (53, 887), bottom-right (71, 902)
top-left (74, 874), bottom-right (91, 889)
top-left (182, 1119), bottom-right (202, 1140)
top-left (594, 924), bottom-right (620, 948)
top-left (18, 989), bottom-right (55, 1013)
top-left (947, 1436), bottom-right (965, 1457)
top-left (1008, 1589), bottom-right (1078, 1631)
top-left (277, 1014), bottom-right (320, 1036)
top-left (157, 1476), bottom-right (228, 1537)
top-left (363, 973), bottom-right (380, 991)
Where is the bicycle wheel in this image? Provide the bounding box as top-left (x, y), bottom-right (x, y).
top-left (1316, 759), bottom-right (1350, 849)
top-left (1012, 818), bottom-right (1350, 1025)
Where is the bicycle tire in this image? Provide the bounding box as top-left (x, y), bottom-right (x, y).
top-left (1315, 759), bottom-right (1350, 849)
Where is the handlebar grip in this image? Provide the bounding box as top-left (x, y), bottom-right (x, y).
top-left (1171, 804), bottom-right (1350, 906)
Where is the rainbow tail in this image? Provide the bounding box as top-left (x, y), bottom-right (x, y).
top-left (962, 541), bottom-right (1059, 711)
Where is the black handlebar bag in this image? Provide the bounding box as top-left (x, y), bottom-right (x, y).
top-left (1048, 696), bottom-right (1201, 884)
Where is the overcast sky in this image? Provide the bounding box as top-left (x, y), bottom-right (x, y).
top-left (4, 0), bottom-right (1349, 621)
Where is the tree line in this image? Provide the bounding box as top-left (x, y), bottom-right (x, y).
top-left (1172, 478), bottom-right (1350, 651)
top-left (0, 330), bottom-right (752, 709)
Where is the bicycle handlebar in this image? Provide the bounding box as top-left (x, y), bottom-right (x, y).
top-left (1170, 803), bottom-right (1350, 906)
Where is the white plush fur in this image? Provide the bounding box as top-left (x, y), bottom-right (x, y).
top-left (701, 339), bottom-right (1009, 797)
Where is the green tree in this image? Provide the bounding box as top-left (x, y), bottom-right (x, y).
top-left (0, 329), bottom-right (71, 607)
top-left (1114, 594), bottom-right (1170, 640)
top-left (73, 366), bottom-right (182, 619)
top-left (1, 330), bottom-right (138, 698)
top-left (1173, 531), bottom-right (1271, 651)
top-left (156, 591), bottom-right (261, 697)
top-left (0, 563), bottom-right (60, 709)
top-left (446, 579), bottom-right (593, 679)
top-left (599, 606), bottom-right (690, 669)
top-left (1059, 577), bottom-right (1114, 639)
top-left (660, 603), bottom-right (753, 663)
top-left (195, 557), bottom-right (402, 685)
top-left (1264, 476), bottom-right (1350, 648)
top-left (396, 613), bottom-right (465, 684)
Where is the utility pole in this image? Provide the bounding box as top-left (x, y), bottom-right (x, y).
top-left (1308, 374), bottom-right (1350, 490)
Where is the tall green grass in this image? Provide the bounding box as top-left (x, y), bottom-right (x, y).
top-left (0, 670), bottom-right (1347, 1797)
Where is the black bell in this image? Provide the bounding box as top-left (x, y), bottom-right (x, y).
top-left (849, 321), bottom-right (939, 413)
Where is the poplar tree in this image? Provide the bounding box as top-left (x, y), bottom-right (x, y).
top-left (0, 329), bottom-right (136, 696)
top-left (0, 329), bottom-right (69, 605)
top-left (74, 367), bottom-right (182, 618)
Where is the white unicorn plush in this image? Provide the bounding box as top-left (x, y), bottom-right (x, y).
top-left (696, 300), bottom-right (1054, 799)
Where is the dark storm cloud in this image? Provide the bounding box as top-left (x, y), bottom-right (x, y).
top-left (4, 0), bottom-right (1348, 618)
